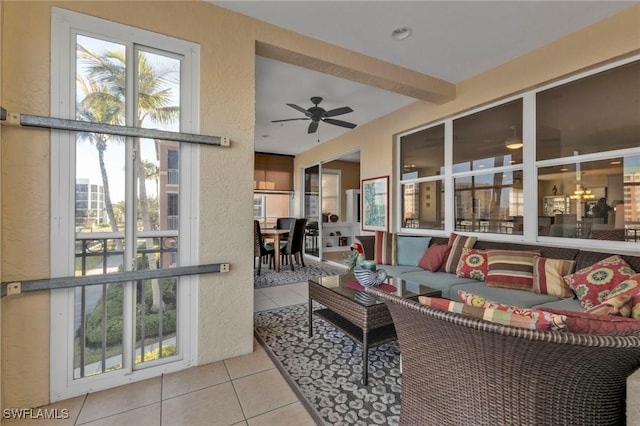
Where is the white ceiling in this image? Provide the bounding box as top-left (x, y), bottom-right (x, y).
top-left (212, 1), bottom-right (635, 158)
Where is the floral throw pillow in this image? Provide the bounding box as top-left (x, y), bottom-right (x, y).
top-left (564, 255), bottom-right (636, 309)
top-left (455, 248), bottom-right (488, 281)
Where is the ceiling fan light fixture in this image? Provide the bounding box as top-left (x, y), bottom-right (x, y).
top-left (391, 27), bottom-right (412, 40)
top-left (505, 125), bottom-right (523, 150)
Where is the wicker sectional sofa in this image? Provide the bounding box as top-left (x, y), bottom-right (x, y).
top-left (354, 234), bottom-right (640, 425)
top-left (357, 234), bottom-right (640, 312)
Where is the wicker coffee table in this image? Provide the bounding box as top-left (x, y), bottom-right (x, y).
top-left (308, 273), bottom-right (441, 385)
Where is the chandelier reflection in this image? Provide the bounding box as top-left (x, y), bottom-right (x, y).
top-left (569, 185), bottom-right (595, 200)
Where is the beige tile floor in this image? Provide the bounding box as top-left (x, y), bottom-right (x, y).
top-left (4, 282), bottom-right (317, 426)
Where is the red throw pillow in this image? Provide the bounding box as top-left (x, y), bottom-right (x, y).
top-left (564, 255), bottom-right (636, 309)
top-left (418, 244), bottom-right (450, 271)
top-left (455, 248), bottom-right (488, 281)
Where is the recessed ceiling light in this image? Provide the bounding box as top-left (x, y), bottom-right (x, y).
top-left (560, 168), bottom-right (569, 172)
top-left (610, 160), bottom-right (622, 165)
top-left (391, 27), bottom-right (412, 40)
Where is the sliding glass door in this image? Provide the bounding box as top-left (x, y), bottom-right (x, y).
top-left (303, 165), bottom-right (321, 258)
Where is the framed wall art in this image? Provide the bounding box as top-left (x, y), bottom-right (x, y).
top-left (362, 175), bottom-right (389, 232)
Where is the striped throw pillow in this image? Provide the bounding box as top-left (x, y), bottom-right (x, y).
top-left (418, 296), bottom-right (559, 331)
top-left (457, 290), bottom-right (567, 330)
top-left (441, 233), bottom-right (477, 273)
top-left (485, 249), bottom-right (541, 291)
top-left (532, 256), bottom-right (576, 298)
top-left (586, 294), bottom-right (633, 317)
top-left (374, 231), bottom-right (396, 265)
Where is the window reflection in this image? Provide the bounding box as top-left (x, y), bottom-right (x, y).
top-left (453, 99), bottom-right (523, 172)
top-left (538, 155), bottom-right (640, 241)
top-left (400, 124), bottom-right (444, 179)
top-left (454, 171), bottom-right (523, 235)
top-left (537, 61), bottom-right (639, 160)
top-left (401, 181), bottom-right (444, 230)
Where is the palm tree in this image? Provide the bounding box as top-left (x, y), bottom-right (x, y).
top-left (78, 44), bottom-right (179, 311)
top-left (78, 45), bottom-right (178, 234)
top-left (76, 75), bottom-right (124, 235)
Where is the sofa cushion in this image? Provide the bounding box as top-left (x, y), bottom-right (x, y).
top-left (457, 290), bottom-right (567, 330)
top-left (532, 297), bottom-right (583, 312)
top-left (396, 236), bottom-right (431, 266)
top-left (400, 270), bottom-right (477, 299)
top-left (418, 244), bottom-right (450, 272)
top-left (441, 233), bottom-right (477, 273)
top-left (418, 296), bottom-right (562, 331)
top-left (532, 256), bottom-right (576, 298)
top-left (377, 264), bottom-right (423, 278)
top-left (456, 248), bottom-right (488, 281)
top-left (374, 231), bottom-right (396, 266)
top-left (485, 249), bottom-right (541, 291)
top-left (453, 281), bottom-right (561, 309)
top-left (564, 255), bottom-right (636, 309)
top-left (540, 306), bottom-right (640, 335)
top-left (604, 274), bottom-right (640, 319)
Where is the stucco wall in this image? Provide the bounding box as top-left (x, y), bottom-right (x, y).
top-left (293, 5), bottom-right (640, 228)
top-left (0, 0), bottom-right (263, 408)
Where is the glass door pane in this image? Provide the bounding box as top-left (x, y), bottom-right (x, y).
top-left (134, 48), bottom-right (181, 366)
top-left (304, 165), bottom-right (320, 258)
top-left (74, 35), bottom-right (128, 378)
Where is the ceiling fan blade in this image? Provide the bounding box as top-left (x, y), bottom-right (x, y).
top-left (323, 118), bottom-right (357, 129)
top-left (323, 106), bottom-right (353, 118)
top-left (271, 118), bottom-right (310, 123)
top-left (287, 103), bottom-right (313, 117)
top-left (308, 121), bottom-right (319, 134)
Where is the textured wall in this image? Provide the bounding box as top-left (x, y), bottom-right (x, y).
top-left (0, 0), bottom-right (260, 407)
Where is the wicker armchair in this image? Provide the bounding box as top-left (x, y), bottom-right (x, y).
top-left (365, 286), bottom-right (640, 426)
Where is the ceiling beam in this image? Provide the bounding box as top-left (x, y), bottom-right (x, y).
top-left (256, 41), bottom-right (456, 104)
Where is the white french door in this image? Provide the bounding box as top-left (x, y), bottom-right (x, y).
top-left (50, 8), bottom-right (200, 401)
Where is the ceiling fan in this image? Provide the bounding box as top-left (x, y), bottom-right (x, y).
top-left (271, 96), bottom-right (357, 134)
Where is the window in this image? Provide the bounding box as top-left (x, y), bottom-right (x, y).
top-left (455, 171), bottom-right (523, 234)
top-left (399, 124), bottom-right (445, 230)
top-left (253, 193), bottom-right (291, 229)
top-left (536, 61), bottom-right (640, 241)
top-left (51, 8), bottom-right (199, 399)
top-left (397, 57), bottom-right (639, 244)
top-left (453, 99), bottom-right (524, 235)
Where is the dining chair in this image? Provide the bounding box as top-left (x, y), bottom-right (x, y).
top-left (280, 218), bottom-right (307, 270)
top-left (254, 220), bottom-right (274, 275)
top-left (276, 217), bottom-right (296, 230)
top-left (291, 218), bottom-right (308, 267)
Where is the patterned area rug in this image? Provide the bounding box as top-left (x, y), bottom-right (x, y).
top-left (254, 303), bottom-right (401, 425)
top-left (254, 258), bottom-right (344, 289)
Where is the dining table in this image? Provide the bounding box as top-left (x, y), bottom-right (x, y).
top-left (260, 228), bottom-right (289, 272)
